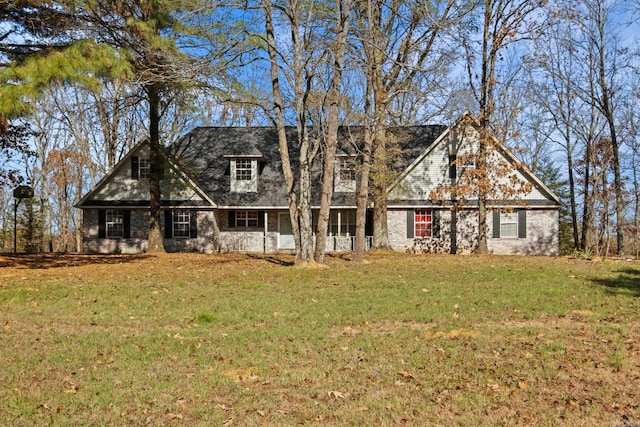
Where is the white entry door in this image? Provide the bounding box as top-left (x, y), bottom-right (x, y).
top-left (278, 213), bottom-right (295, 250)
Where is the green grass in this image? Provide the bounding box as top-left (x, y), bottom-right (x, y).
top-left (0, 253), bottom-right (639, 426)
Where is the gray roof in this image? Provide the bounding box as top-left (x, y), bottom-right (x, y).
top-left (169, 125), bottom-right (447, 208)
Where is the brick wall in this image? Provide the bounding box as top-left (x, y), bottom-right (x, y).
top-left (388, 208), bottom-right (559, 256)
top-left (163, 211), bottom-right (217, 253)
top-left (82, 209), bottom-right (149, 254)
top-left (488, 209), bottom-right (559, 256)
top-left (215, 210), bottom-right (276, 253)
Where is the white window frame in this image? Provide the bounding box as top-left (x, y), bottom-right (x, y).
top-left (329, 210), bottom-right (356, 236)
top-left (173, 210), bottom-right (191, 238)
top-left (339, 158), bottom-right (356, 181)
top-left (500, 212), bottom-right (518, 238)
top-left (235, 159), bottom-right (253, 181)
top-left (230, 159), bottom-right (257, 192)
top-left (462, 155), bottom-right (476, 169)
top-left (106, 209), bottom-right (124, 238)
top-left (138, 157), bottom-right (151, 179)
top-left (236, 210), bottom-right (259, 227)
top-left (414, 208), bottom-right (432, 238)
top-left (334, 156), bottom-right (357, 192)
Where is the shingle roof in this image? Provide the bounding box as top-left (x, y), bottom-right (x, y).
top-left (168, 125), bottom-right (447, 208)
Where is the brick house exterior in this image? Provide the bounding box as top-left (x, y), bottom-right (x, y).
top-left (76, 113), bottom-right (561, 256)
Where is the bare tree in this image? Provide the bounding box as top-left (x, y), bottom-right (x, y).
top-left (351, 0), bottom-right (465, 251)
top-left (463, 0), bottom-right (547, 254)
top-left (527, 7), bottom-right (585, 250)
top-left (314, 0), bottom-right (352, 263)
top-left (263, 0), bottom-right (322, 264)
top-left (577, 0), bottom-right (629, 255)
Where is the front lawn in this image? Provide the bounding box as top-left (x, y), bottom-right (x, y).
top-left (1, 253), bottom-right (638, 426)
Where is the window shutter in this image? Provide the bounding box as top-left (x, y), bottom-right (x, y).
top-left (228, 211), bottom-right (236, 228)
top-left (407, 209), bottom-right (415, 238)
top-left (433, 209), bottom-right (441, 238)
top-left (123, 210), bottom-right (131, 238)
top-left (258, 210), bottom-right (265, 228)
top-left (190, 211), bottom-right (198, 238)
top-left (449, 154), bottom-right (457, 180)
top-left (164, 210), bottom-right (173, 238)
top-left (131, 156), bottom-right (139, 179)
top-left (492, 211), bottom-right (501, 238)
top-left (518, 209), bottom-right (527, 238)
top-left (98, 209), bottom-right (106, 238)
top-left (365, 209), bottom-right (374, 237)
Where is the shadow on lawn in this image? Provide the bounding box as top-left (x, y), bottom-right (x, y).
top-left (591, 267), bottom-right (640, 297)
top-left (246, 253), bottom-right (295, 266)
top-left (0, 253), bottom-right (151, 269)
top-left (245, 253), bottom-right (352, 266)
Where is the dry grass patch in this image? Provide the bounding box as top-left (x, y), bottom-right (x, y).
top-left (0, 252), bottom-right (639, 426)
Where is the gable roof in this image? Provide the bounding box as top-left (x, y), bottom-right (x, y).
top-left (168, 125), bottom-right (447, 209)
top-left (387, 112), bottom-right (562, 207)
top-left (77, 113), bottom-right (560, 211)
top-left (76, 139), bottom-right (215, 209)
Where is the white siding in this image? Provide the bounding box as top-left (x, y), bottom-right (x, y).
top-left (389, 127), bottom-right (550, 203)
top-left (90, 145), bottom-right (206, 204)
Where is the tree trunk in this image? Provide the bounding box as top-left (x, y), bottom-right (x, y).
top-left (633, 147), bottom-right (639, 258)
top-left (564, 126), bottom-right (579, 250)
top-left (476, 3), bottom-right (492, 255)
top-left (314, 135), bottom-right (335, 263)
top-left (354, 126), bottom-right (373, 262)
top-left (314, 0), bottom-right (350, 263)
top-left (147, 82), bottom-right (165, 253)
top-left (476, 126), bottom-right (489, 254)
top-left (371, 122), bottom-right (391, 250)
top-left (581, 143), bottom-right (594, 251)
top-left (264, 0), bottom-right (307, 264)
top-left (297, 132), bottom-right (314, 263)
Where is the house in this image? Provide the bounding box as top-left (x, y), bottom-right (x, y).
top-left (76, 113), bottom-right (561, 255)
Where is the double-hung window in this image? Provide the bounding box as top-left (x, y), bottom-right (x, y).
top-left (106, 209), bottom-right (124, 238)
top-left (493, 210), bottom-right (526, 239)
top-left (131, 156), bottom-right (152, 179)
top-left (99, 209), bottom-right (130, 239)
top-left (329, 210), bottom-right (356, 236)
top-left (339, 158), bottom-right (356, 181)
top-left (138, 157), bottom-right (151, 179)
top-left (499, 212), bottom-right (518, 238)
top-left (164, 210), bottom-right (197, 239)
top-left (235, 159), bottom-right (253, 181)
top-left (173, 210), bottom-right (191, 238)
top-left (414, 208), bottom-right (432, 238)
top-left (236, 210), bottom-right (259, 227)
top-left (230, 159), bottom-right (258, 192)
top-left (335, 157), bottom-right (357, 192)
top-left (449, 153), bottom-right (475, 181)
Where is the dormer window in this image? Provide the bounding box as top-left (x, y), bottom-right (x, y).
top-left (230, 158), bottom-right (258, 192)
top-left (339, 158), bottom-right (356, 181)
top-left (235, 159), bottom-right (253, 181)
top-left (335, 156), bottom-right (357, 192)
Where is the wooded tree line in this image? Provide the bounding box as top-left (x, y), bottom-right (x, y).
top-left (1, 0), bottom-right (638, 261)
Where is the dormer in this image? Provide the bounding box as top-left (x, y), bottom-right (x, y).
top-left (226, 155), bottom-right (263, 193)
top-left (334, 154), bottom-right (357, 192)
